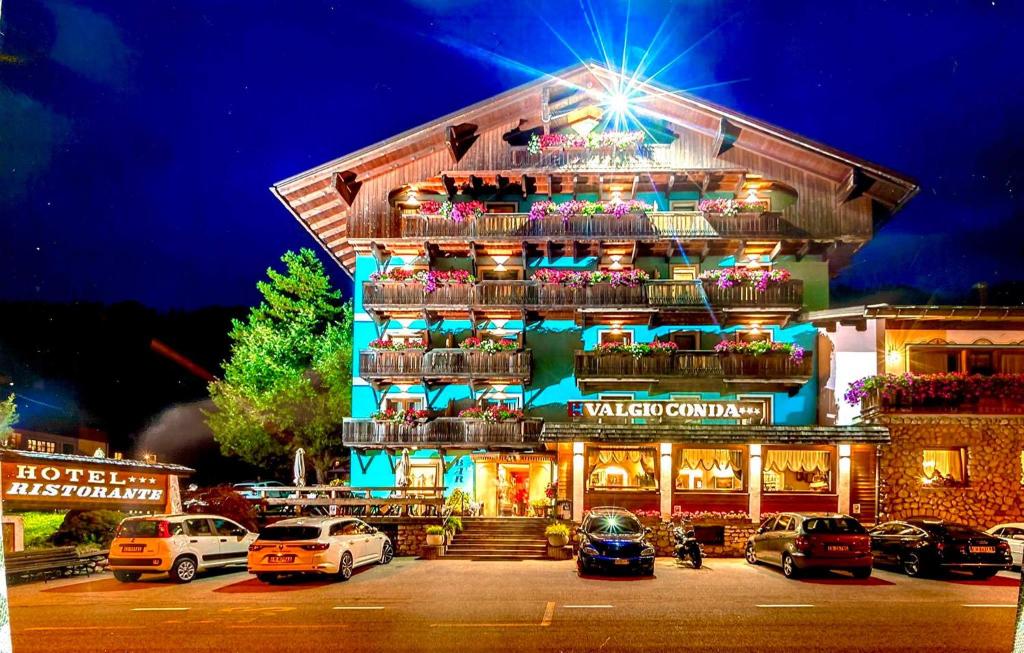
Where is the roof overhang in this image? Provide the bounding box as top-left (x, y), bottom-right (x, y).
top-left (807, 304), bottom-right (1024, 329)
top-left (541, 423), bottom-right (889, 445)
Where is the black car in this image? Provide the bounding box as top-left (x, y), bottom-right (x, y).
top-left (869, 518), bottom-right (1011, 578)
top-left (576, 507), bottom-right (656, 576)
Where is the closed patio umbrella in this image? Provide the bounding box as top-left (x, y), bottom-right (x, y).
top-left (293, 447), bottom-right (306, 488)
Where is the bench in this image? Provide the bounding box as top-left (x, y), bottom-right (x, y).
top-left (6, 547), bottom-right (108, 582)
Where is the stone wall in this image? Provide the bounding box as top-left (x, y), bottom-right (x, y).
top-left (876, 414), bottom-right (1024, 528)
top-left (368, 521), bottom-right (435, 556)
top-left (641, 520), bottom-right (757, 557)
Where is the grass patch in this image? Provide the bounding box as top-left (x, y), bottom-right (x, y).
top-left (18, 512), bottom-right (66, 549)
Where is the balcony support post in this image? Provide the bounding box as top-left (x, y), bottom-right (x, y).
top-left (838, 444), bottom-right (852, 514)
top-left (748, 444), bottom-right (762, 524)
top-left (572, 442), bottom-right (585, 522)
top-left (659, 443), bottom-right (673, 520)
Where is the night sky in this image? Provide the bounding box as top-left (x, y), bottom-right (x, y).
top-left (2, 0), bottom-right (1022, 309)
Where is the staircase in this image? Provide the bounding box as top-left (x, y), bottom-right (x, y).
top-left (445, 518), bottom-right (549, 560)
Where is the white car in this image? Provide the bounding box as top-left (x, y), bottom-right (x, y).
top-left (233, 480), bottom-right (288, 500)
top-left (109, 514), bottom-right (258, 583)
top-left (986, 523), bottom-right (1024, 567)
top-left (248, 517), bottom-right (393, 582)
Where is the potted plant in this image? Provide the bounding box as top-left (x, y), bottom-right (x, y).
top-left (545, 523), bottom-right (571, 547)
top-left (443, 515), bottom-right (463, 545)
top-left (530, 499), bottom-right (552, 518)
top-left (425, 525), bottom-right (445, 547)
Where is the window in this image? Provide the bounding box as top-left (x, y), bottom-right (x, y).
top-left (674, 448), bottom-right (744, 491)
top-left (25, 439), bottom-right (56, 453)
top-left (669, 264), bottom-right (698, 281)
top-left (212, 519), bottom-right (243, 536)
top-left (384, 396), bottom-right (424, 412)
top-left (773, 515), bottom-right (796, 531)
top-left (478, 266), bottom-right (523, 281)
top-left (666, 331), bottom-right (698, 349)
top-left (907, 346), bottom-right (1024, 375)
top-left (670, 200), bottom-right (697, 212)
top-left (733, 329), bottom-right (772, 344)
top-left (62, 443), bottom-right (75, 455)
top-left (762, 448), bottom-right (833, 493)
top-left (586, 446), bottom-right (658, 491)
top-left (185, 519), bottom-right (213, 536)
top-left (485, 202), bottom-right (518, 214)
top-left (598, 330), bottom-right (632, 346)
top-left (922, 448), bottom-right (967, 487)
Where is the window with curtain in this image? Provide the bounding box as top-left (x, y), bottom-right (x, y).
top-left (675, 448), bottom-right (744, 491)
top-left (586, 447), bottom-right (658, 491)
top-left (762, 449), bottom-right (832, 493)
top-left (922, 448), bottom-right (967, 487)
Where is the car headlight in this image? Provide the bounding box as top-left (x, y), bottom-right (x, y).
top-left (581, 545), bottom-right (598, 556)
top-left (641, 546), bottom-right (655, 556)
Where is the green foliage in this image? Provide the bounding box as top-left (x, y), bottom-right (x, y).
top-left (184, 485), bottom-right (259, 531)
top-left (545, 523), bottom-right (570, 538)
top-left (444, 515), bottom-right (463, 534)
top-left (206, 249), bottom-right (353, 482)
top-left (51, 510), bottom-right (126, 548)
top-left (20, 512), bottom-right (65, 549)
top-left (0, 394), bottom-right (17, 445)
top-left (425, 525), bottom-right (444, 536)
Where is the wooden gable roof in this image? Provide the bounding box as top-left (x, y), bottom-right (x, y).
top-left (273, 61), bottom-right (918, 277)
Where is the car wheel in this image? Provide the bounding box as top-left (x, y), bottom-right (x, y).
top-left (577, 557), bottom-right (588, 574)
top-left (338, 551), bottom-right (354, 581)
top-left (169, 557), bottom-right (198, 584)
top-left (900, 553), bottom-right (924, 578)
top-left (852, 567), bottom-right (872, 579)
top-left (745, 543), bottom-right (758, 565)
top-left (972, 569), bottom-right (998, 580)
top-left (113, 571), bottom-right (141, 583)
top-left (781, 554), bottom-right (799, 579)
top-left (256, 573), bottom-right (278, 584)
top-left (380, 542), bottom-right (394, 565)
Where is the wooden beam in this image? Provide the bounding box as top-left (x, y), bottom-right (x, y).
top-left (665, 174), bottom-right (675, 200)
top-left (440, 174), bottom-right (457, 199)
top-left (572, 175), bottom-right (579, 200)
top-left (795, 241), bottom-right (811, 262)
top-left (369, 241), bottom-right (390, 267)
top-left (520, 174), bottom-right (536, 198)
top-left (468, 241), bottom-right (478, 276)
top-left (520, 241), bottom-right (530, 268)
top-left (768, 241), bottom-right (783, 262)
top-left (496, 175), bottom-right (510, 195)
top-left (630, 175), bottom-right (640, 199)
top-left (423, 241), bottom-right (433, 268)
top-left (734, 240), bottom-right (746, 263)
top-left (701, 172), bottom-right (711, 197)
top-left (544, 240), bottom-right (554, 261)
top-left (444, 123), bottom-right (479, 164)
top-left (838, 168), bottom-right (870, 203)
top-left (699, 241), bottom-right (710, 263)
top-left (332, 170), bottom-right (362, 207)
top-left (712, 117), bottom-right (742, 156)
top-left (469, 175), bottom-right (485, 196)
top-left (822, 240), bottom-right (842, 262)
top-left (630, 241), bottom-right (639, 265)
top-left (546, 174), bottom-right (554, 199)
top-left (734, 173), bottom-right (747, 194)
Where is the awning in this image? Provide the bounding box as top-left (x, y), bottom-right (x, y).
top-left (541, 423), bottom-right (889, 444)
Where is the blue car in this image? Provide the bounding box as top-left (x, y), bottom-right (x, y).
top-left (577, 507), bottom-right (656, 576)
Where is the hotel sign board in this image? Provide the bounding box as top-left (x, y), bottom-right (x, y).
top-left (568, 399), bottom-right (765, 422)
top-left (1, 461), bottom-right (168, 509)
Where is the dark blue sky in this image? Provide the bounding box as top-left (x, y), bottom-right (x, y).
top-left (2, 0), bottom-right (1022, 309)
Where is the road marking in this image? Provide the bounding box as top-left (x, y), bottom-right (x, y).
top-left (963, 604), bottom-right (1016, 608)
top-left (756, 604), bottom-right (814, 608)
top-left (333, 606), bottom-right (385, 610)
top-left (541, 601), bottom-right (555, 627)
top-left (430, 623), bottom-right (538, 628)
top-left (22, 626), bottom-right (145, 632)
top-left (132, 607), bottom-right (190, 612)
top-left (563, 604), bottom-right (614, 609)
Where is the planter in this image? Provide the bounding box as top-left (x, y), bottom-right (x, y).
top-left (425, 533), bottom-right (445, 547)
top-left (547, 533), bottom-right (570, 547)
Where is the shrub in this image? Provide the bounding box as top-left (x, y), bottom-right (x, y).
top-left (21, 512), bottom-right (66, 549)
top-left (183, 485), bottom-right (259, 531)
top-left (51, 510), bottom-right (126, 548)
top-left (545, 523), bottom-right (570, 538)
top-left (444, 516), bottom-right (463, 534)
top-left (425, 525), bottom-right (444, 536)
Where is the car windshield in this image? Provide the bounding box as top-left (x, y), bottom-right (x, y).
top-left (588, 514), bottom-right (643, 535)
top-left (803, 518), bottom-right (866, 534)
top-left (117, 520), bottom-right (161, 538)
top-left (918, 523), bottom-right (980, 538)
top-left (259, 526), bottom-right (322, 541)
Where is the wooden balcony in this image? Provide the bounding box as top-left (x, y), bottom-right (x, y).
top-left (358, 349), bottom-right (532, 389)
top-left (342, 418), bottom-right (544, 449)
top-left (859, 389), bottom-right (1024, 418)
top-left (362, 280), bottom-right (803, 326)
top-left (574, 351), bottom-right (814, 393)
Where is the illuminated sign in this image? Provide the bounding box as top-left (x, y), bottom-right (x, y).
top-left (1, 462), bottom-right (167, 505)
top-left (568, 400), bottom-right (765, 421)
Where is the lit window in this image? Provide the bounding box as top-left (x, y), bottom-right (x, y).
top-left (922, 448), bottom-right (967, 487)
top-left (762, 448), bottom-right (832, 493)
top-left (586, 447), bottom-right (658, 491)
top-left (675, 448), bottom-right (744, 491)
top-left (26, 439), bottom-right (56, 454)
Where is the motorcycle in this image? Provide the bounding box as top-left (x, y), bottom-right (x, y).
top-left (672, 521), bottom-right (704, 569)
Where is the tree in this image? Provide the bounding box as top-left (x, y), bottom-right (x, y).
top-left (0, 395), bottom-right (17, 446)
top-left (206, 249), bottom-right (353, 483)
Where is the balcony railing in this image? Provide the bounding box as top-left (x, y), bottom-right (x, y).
top-left (508, 143), bottom-right (675, 169)
top-left (342, 418), bottom-right (544, 448)
top-left (394, 211), bottom-right (791, 241)
top-left (359, 349), bottom-right (532, 384)
top-left (574, 351), bottom-right (814, 389)
top-left (859, 388), bottom-right (1024, 417)
top-left (362, 280), bottom-right (803, 313)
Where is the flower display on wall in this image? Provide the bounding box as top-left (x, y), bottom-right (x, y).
top-left (420, 200), bottom-right (486, 223)
top-left (526, 130), bottom-right (646, 155)
top-left (368, 337), bottom-right (422, 351)
top-left (698, 267), bottom-right (791, 292)
top-left (368, 268), bottom-right (476, 293)
top-left (595, 341), bottom-right (679, 358)
top-left (458, 337), bottom-right (518, 354)
top-left (371, 408), bottom-right (431, 424)
top-left (531, 269), bottom-right (649, 288)
top-left (843, 372), bottom-right (1024, 407)
top-left (713, 340), bottom-right (805, 364)
top-left (697, 198), bottom-right (770, 217)
top-left (458, 406), bottom-right (525, 422)
top-left (527, 199), bottom-right (655, 222)
top-left (671, 509), bottom-right (752, 522)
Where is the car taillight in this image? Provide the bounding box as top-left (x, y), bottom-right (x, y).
top-left (300, 543), bottom-right (330, 551)
top-left (155, 520), bottom-right (172, 538)
top-left (794, 536), bottom-right (811, 553)
top-left (998, 541), bottom-right (1010, 552)
top-left (248, 543), bottom-right (269, 552)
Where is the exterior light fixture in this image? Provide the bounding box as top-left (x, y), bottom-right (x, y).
top-left (491, 318), bottom-right (508, 330)
top-left (610, 189), bottom-right (623, 203)
top-left (406, 185), bottom-right (420, 206)
top-left (608, 92), bottom-right (630, 115)
top-left (885, 348), bottom-right (902, 366)
top-left (396, 318), bottom-right (413, 330)
top-left (609, 254), bottom-right (623, 270)
top-left (745, 187), bottom-right (759, 203)
top-left (492, 255), bottom-right (510, 272)
top-left (491, 384), bottom-right (507, 393)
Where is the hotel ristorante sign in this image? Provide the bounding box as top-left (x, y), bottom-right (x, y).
top-left (1, 461), bottom-right (167, 506)
top-left (568, 399), bottom-right (765, 422)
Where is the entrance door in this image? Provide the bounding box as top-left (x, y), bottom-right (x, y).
top-left (497, 464), bottom-right (531, 517)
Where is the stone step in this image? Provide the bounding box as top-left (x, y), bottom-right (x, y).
top-left (443, 552), bottom-right (549, 560)
top-left (447, 542), bottom-right (548, 551)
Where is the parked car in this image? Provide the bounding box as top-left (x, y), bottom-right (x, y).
top-left (986, 523), bottom-right (1024, 568)
top-left (869, 518), bottom-right (1012, 578)
top-left (108, 514), bottom-right (257, 583)
top-left (248, 516), bottom-right (393, 582)
top-left (745, 513), bottom-right (872, 579)
top-left (576, 507), bottom-right (655, 576)
top-left (233, 480), bottom-right (288, 500)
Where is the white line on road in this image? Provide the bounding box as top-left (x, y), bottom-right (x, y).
top-left (131, 608), bottom-right (190, 612)
top-left (563, 604), bottom-right (614, 609)
top-left (333, 606), bottom-right (385, 610)
top-left (756, 604), bottom-right (815, 608)
top-left (541, 601), bottom-right (555, 627)
top-left (963, 604), bottom-right (1016, 608)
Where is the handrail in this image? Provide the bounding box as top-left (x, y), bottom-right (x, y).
top-left (574, 350), bottom-right (814, 380)
top-left (359, 348), bottom-right (532, 378)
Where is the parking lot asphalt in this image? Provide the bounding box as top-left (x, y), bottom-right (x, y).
top-left (8, 558), bottom-right (1020, 653)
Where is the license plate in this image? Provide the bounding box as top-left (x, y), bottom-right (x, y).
top-left (614, 558), bottom-right (630, 565)
top-left (267, 555), bottom-right (295, 564)
top-left (826, 545), bottom-right (849, 552)
top-left (120, 544), bottom-right (144, 553)
top-left (970, 546), bottom-right (995, 554)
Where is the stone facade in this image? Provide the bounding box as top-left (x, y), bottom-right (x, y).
top-left (640, 519), bottom-right (758, 557)
top-left (370, 521), bottom-right (435, 556)
top-left (876, 414), bottom-right (1024, 528)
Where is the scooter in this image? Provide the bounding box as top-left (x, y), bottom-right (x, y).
top-left (672, 521), bottom-right (704, 569)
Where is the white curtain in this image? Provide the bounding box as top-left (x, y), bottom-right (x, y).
top-left (923, 449), bottom-right (963, 481)
top-left (764, 449), bottom-right (831, 474)
top-left (679, 448), bottom-right (738, 472)
top-left (595, 448), bottom-right (655, 464)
